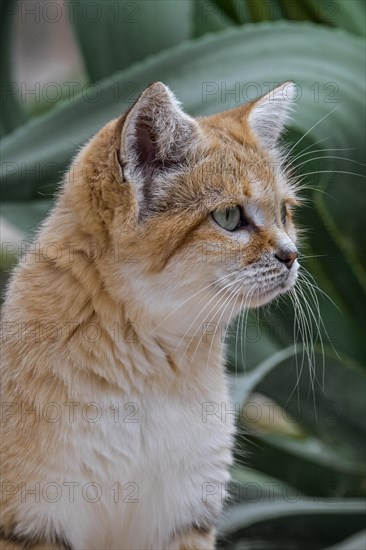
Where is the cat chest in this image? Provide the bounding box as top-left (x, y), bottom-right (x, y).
top-left (65, 391), bottom-right (234, 548)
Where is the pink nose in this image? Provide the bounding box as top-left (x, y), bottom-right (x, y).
top-left (275, 247), bottom-right (298, 269)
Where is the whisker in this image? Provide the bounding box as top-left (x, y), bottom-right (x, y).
top-left (205, 287), bottom-right (242, 381)
top-left (235, 292), bottom-right (245, 380)
top-left (298, 268), bottom-right (341, 313)
top-left (295, 155), bottom-right (366, 169)
top-left (290, 146), bottom-right (357, 165)
top-left (285, 103), bottom-right (344, 158)
top-left (180, 278), bottom-right (240, 376)
top-left (145, 271), bottom-right (236, 340)
top-left (239, 285), bottom-right (256, 375)
top-left (179, 278), bottom-right (238, 351)
top-left (283, 134), bottom-right (337, 165)
top-left (298, 270), bottom-right (341, 360)
top-left (186, 283), bottom-right (239, 383)
top-left (299, 169), bottom-right (365, 179)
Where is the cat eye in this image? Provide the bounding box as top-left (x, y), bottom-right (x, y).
top-left (212, 206), bottom-right (245, 232)
top-left (281, 204), bottom-right (287, 225)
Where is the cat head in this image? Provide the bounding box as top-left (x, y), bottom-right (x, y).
top-left (68, 82), bottom-right (300, 330)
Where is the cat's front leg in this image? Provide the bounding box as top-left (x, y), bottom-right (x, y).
top-left (169, 527), bottom-right (216, 550)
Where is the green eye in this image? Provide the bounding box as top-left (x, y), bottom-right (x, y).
top-left (212, 206), bottom-right (242, 231)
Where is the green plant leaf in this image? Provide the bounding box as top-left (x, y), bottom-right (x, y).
top-left (218, 499), bottom-right (366, 550)
top-left (192, 0), bottom-right (235, 38)
top-left (326, 530), bottom-right (366, 550)
top-left (69, 0), bottom-right (192, 82)
top-left (229, 347), bottom-right (365, 496)
top-left (0, 0), bottom-right (27, 138)
top-left (278, 0), bottom-right (321, 22)
top-left (306, 0), bottom-right (366, 36)
top-left (211, 0), bottom-right (242, 24)
top-left (253, 350), bottom-right (366, 456)
top-left (0, 200), bottom-right (53, 237)
top-left (246, 0), bottom-right (283, 22)
top-left (240, 128), bottom-right (366, 364)
top-left (229, 346), bottom-right (297, 404)
top-left (226, 310), bottom-right (283, 375)
top-left (1, 22), bottom-right (364, 199)
top-left (235, 431), bottom-right (365, 501)
top-left (1, 23), bottom-right (364, 202)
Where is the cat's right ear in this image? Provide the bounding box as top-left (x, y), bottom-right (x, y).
top-left (118, 82), bottom-right (198, 200)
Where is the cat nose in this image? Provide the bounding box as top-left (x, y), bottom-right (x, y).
top-left (275, 246), bottom-right (298, 269)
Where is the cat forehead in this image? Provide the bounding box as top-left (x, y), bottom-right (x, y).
top-left (196, 113), bottom-right (290, 192)
top-left (189, 142), bottom-right (288, 203)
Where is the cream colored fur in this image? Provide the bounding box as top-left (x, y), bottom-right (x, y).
top-left (0, 82), bottom-right (299, 549)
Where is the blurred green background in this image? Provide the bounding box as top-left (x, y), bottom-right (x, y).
top-left (1, 1), bottom-right (365, 548)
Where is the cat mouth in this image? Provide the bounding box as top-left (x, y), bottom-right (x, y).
top-left (214, 264), bottom-right (299, 308)
top-left (249, 270), bottom-right (298, 307)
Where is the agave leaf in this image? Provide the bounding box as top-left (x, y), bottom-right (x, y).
top-left (229, 346), bottom-right (297, 403)
top-left (225, 310), bottom-right (283, 374)
top-left (229, 346), bottom-right (365, 495)
top-left (306, 0), bottom-right (366, 36)
top-left (219, 498), bottom-right (366, 532)
top-left (1, 22), bottom-right (364, 199)
top-left (326, 530), bottom-right (366, 550)
top-left (230, 465), bottom-right (298, 496)
top-left (0, 200), bottom-right (53, 237)
top-left (236, 432), bottom-right (365, 500)
top-left (253, 350), bottom-right (366, 456)
top-left (251, 433), bottom-right (365, 477)
top-left (260, 128), bottom-right (366, 362)
top-left (218, 499), bottom-right (366, 550)
top-left (288, 124), bottom-right (366, 315)
top-left (317, 176), bottom-right (366, 291)
top-left (0, 0), bottom-right (27, 137)
top-left (333, 0), bottom-right (366, 36)
top-left (69, 0), bottom-right (192, 82)
top-left (212, 0), bottom-right (283, 24)
top-left (210, 0), bottom-right (242, 24)
top-left (228, 466), bottom-right (303, 512)
top-left (278, 0), bottom-right (319, 22)
top-left (192, 0), bottom-right (234, 37)
top-left (245, 0), bottom-right (283, 22)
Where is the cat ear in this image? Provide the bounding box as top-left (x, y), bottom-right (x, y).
top-left (119, 82), bottom-right (198, 189)
top-left (247, 81), bottom-right (297, 148)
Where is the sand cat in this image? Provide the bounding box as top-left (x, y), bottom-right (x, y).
top-left (0, 81), bottom-right (299, 549)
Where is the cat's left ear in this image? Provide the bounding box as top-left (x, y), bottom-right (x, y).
top-left (247, 81), bottom-right (297, 148)
top-left (119, 82), bottom-right (199, 192)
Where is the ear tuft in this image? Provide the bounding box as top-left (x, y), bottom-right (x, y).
top-left (248, 81), bottom-right (297, 148)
